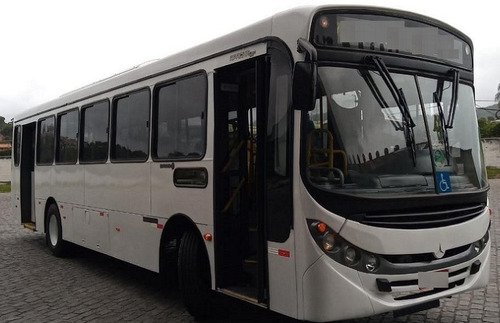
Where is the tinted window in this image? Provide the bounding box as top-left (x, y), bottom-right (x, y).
top-left (37, 117), bottom-right (55, 165)
top-left (14, 126), bottom-right (21, 166)
top-left (154, 74), bottom-right (207, 160)
top-left (81, 101), bottom-right (109, 163)
top-left (112, 89), bottom-right (150, 161)
top-left (56, 109), bottom-right (79, 164)
top-left (312, 13), bottom-right (473, 68)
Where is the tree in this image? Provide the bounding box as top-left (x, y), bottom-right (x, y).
top-left (496, 83), bottom-right (500, 109)
top-left (0, 116), bottom-right (13, 141)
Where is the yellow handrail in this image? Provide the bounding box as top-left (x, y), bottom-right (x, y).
top-left (222, 139), bottom-right (245, 173)
top-left (307, 128), bottom-right (347, 174)
top-left (221, 177), bottom-right (246, 214)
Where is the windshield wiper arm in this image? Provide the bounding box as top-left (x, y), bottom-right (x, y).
top-left (446, 69), bottom-right (460, 129)
top-left (367, 56), bottom-right (417, 166)
top-left (433, 92), bottom-right (451, 165)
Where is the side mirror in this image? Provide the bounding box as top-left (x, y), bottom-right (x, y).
top-left (292, 61), bottom-right (317, 111)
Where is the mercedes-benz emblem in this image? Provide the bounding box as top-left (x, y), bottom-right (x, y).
top-left (433, 244), bottom-right (446, 259)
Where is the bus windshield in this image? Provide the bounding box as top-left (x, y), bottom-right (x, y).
top-left (303, 66), bottom-right (487, 195)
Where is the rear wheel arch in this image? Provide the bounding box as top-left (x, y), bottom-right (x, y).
top-left (44, 199), bottom-right (66, 257)
top-left (43, 197), bottom-right (57, 234)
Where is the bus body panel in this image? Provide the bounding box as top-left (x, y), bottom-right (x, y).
top-left (108, 210), bottom-right (164, 272)
top-left (303, 255), bottom-right (375, 322)
top-left (34, 165), bottom-right (51, 203)
top-left (84, 163), bottom-right (151, 215)
top-left (267, 235), bottom-right (298, 317)
top-left (340, 210), bottom-right (490, 255)
top-left (52, 164), bottom-right (84, 207)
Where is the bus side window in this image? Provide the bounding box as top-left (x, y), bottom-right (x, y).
top-left (37, 116), bottom-right (55, 165)
top-left (154, 73), bottom-right (207, 160)
top-left (111, 89), bottom-right (150, 162)
top-left (80, 101), bottom-right (109, 163)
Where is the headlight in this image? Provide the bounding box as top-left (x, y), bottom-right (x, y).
top-left (322, 232), bottom-right (336, 251)
top-left (344, 246), bottom-right (359, 266)
top-left (365, 254), bottom-right (379, 272)
top-left (307, 219), bottom-right (380, 273)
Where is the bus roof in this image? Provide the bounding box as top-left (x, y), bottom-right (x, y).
top-left (14, 5), bottom-right (471, 122)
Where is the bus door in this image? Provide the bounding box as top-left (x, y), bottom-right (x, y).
top-left (20, 122), bottom-right (36, 225)
top-left (214, 57), bottom-right (269, 305)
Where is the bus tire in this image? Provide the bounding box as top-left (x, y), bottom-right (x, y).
top-left (45, 203), bottom-right (66, 257)
top-left (178, 229), bottom-right (212, 319)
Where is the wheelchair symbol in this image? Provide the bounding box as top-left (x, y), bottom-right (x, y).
top-left (436, 171), bottom-right (451, 193)
top-left (439, 173), bottom-right (450, 192)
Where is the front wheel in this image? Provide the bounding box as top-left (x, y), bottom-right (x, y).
top-left (178, 229), bottom-right (212, 319)
top-left (45, 203), bottom-right (66, 257)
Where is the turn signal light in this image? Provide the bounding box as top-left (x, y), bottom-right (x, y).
top-left (316, 222), bottom-right (327, 233)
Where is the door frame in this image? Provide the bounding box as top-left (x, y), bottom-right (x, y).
top-left (213, 56), bottom-right (270, 305)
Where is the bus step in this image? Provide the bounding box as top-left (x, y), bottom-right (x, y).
top-left (244, 257), bottom-right (257, 264)
top-left (22, 222), bottom-right (36, 231)
top-left (218, 288), bottom-right (263, 307)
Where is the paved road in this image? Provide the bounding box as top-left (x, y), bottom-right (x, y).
top-left (0, 181), bottom-right (499, 323)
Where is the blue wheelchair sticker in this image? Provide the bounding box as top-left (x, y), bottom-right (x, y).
top-left (436, 171), bottom-right (452, 193)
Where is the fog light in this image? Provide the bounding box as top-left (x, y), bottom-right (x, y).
top-left (322, 232), bottom-right (335, 251)
top-left (473, 241), bottom-right (481, 253)
top-left (365, 254), bottom-right (379, 272)
top-left (344, 246), bottom-right (358, 266)
top-left (481, 230), bottom-right (489, 246)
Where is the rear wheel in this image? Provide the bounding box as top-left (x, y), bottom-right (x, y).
top-left (45, 203), bottom-right (66, 257)
top-left (178, 229), bottom-right (212, 319)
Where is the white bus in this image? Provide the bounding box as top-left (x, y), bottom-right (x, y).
top-left (11, 6), bottom-right (490, 322)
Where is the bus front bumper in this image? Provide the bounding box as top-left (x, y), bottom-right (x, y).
top-left (302, 241), bottom-right (490, 322)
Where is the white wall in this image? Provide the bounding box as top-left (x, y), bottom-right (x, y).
top-left (482, 139), bottom-right (500, 167)
top-left (0, 158), bottom-right (10, 182)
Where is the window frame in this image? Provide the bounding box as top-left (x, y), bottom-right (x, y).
top-left (36, 115), bottom-right (56, 166)
top-left (79, 100), bottom-right (110, 164)
top-left (13, 125), bottom-right (21, 167)
top-left (152, 71), bottom-right (208, 162)
top-left (110, 87), bottom-right (151, 163)
top-left (56, 108), bottom-right (80, 165)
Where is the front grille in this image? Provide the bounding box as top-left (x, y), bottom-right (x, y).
top-left (360, 203), bottom-right (485, 229)
top-left (383, 244), bottom-right (470, 264)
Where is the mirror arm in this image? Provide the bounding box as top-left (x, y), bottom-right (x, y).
top-left (297, 38), bottom-right (317, 62)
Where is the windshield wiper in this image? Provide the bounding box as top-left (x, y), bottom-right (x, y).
top-left (447, 69), bottom-right (460, 129)
top-left (359, 69), bottom-right (403, 131)
top-left (366, 56), bottom-right (417, 166)
top-left (433, 91), bottom-right (451, 165)
top-left (433, 69), bottom-right (460, 164)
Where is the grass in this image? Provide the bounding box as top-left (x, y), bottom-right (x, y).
top-left (0, 182), bottom-right (10, 193)
top-left (487, 166), bottom-right (500, 179)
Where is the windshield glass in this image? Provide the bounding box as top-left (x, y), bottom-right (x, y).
top-left (303, 66), bottom-right (487, 195)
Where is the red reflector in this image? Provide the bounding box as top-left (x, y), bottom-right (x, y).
top-left (278, 249), bottom-right (290, 258)
top-left (100, 212), bottom-right (104, 216)
top-left (157, 224), bottom-right (164, 229)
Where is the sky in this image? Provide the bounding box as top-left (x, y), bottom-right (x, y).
top-left (1, 0), bottom-right (498, 121)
